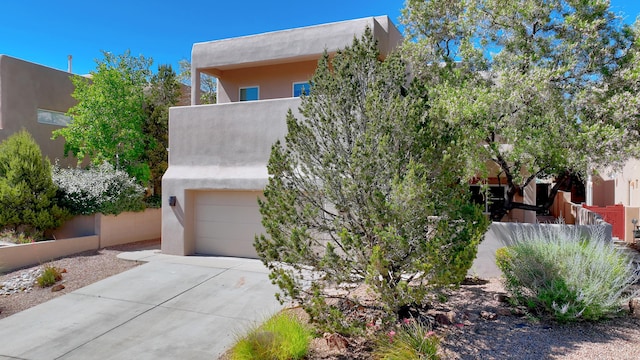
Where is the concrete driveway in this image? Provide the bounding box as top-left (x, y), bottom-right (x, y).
top-left (0, 251), bottom-right (283, 360)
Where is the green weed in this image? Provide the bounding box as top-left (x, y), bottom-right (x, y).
top-left (37, 265), bottom-right (63, 288)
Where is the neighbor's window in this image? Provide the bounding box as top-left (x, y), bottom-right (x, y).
top-left (239, 86), bottom-right (259, 101)
top-left (470, 185), bottom-right (506, 214)
top-left (37, 109), bottom-right (72, 126)
top-left (293, 82), bottom-right (311, 97)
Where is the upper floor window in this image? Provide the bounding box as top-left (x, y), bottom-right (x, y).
top-left (293, 82), bottom-right (311, 97)
top-left (37, 109), bottom-right (71, 126)
top-left (239, 86), bottom-right (259, 101)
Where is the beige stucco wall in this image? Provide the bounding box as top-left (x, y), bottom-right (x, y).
top-left (165, 16), bottom-right (405, 256)
top-left (52, 214), bottom-right (96, 239)
top-left (0, 55), bottom-right (79, 167)
top-left (192, 16), bottom-right (402, 105)
top-left (0, 209), bottom-right (161, 271)
top-left (0, 236), bottom-right (99, 272)
top-left (217, 60), bottom-right (317, 103)
top-left (97, 208), bottom-right (161, 247)
top-left (615, 159), bottom-right (640, 206)
top-left (552, 191), bottom-right (576, 224)
top-left (592, 159), bottom-right (640, 207)
top-left (503, 181), bottom-right (536, 223)
top-left (162, 99), bottom-right (299, 255)
top-left (592, 176), bottom-right (615, 206)
top-left (52, 209), bottom-right (161, 247)
top-left (625, 206), bottom-right (640, 243)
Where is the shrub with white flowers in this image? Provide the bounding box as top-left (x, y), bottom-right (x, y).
top-left (52, 162), bottom-right (145, 216)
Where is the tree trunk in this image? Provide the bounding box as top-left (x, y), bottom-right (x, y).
top-left (490, 173), bottom-right (574, 221)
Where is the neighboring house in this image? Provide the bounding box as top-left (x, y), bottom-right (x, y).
top-left (591, 160), bottom-right (640, 208)
top-left (162, 16), bottom-right (403, 257)
top-left (547, 160), bottom-right (640, 242)
top-left (0, 55), bottom-right (79, 167)
top-left (582, 160), bottom-right (640, 242)
top-left (469, 161), bottom-right (538, 224)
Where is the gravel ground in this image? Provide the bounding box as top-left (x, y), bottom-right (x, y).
top-left (2, 241), bottom-right (639, 359)
top-left (0, 239), bottom-right (159, 320)
top-left (436, 278), bottom-right (640, 360)
top-left (303, 278), bottom-right (640, 359)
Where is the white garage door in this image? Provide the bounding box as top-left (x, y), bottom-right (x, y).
top-left (194, 191), bottom-right (265, 258)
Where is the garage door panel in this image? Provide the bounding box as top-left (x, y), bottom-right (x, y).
top-left (194, 191), bottom-right (265, 258)
top-left (195, 220), bottom-right (265, 241)
top-left (195, 204), bottom-right (263, 223)
top-left (196, 235), bottom-right (258, 258)
top-left (195, 192), bottom-right (261, 207)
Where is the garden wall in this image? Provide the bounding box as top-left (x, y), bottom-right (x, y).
top-left (97, 208), bottom-right (161, 247)
top-left (0, 236), bottom-right (99, 272)
top-left (0, 208), bottom-right (160, 272)
top-left (469, 221), bottom-right (612, 279)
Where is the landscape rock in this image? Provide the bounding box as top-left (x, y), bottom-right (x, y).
top-left (433, 311), bottom-right (457, 325)
top-left (0, 268), bottom-right (43, 295)
top-left (480, 310), bottom-right (498, 320)
top-left (324, 333), bottom-right (348, 350)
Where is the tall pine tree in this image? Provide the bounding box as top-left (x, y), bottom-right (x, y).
top-left (255, 30), bottom-right (488, 332)
top-left (144, 64), bottom-right (181, 196)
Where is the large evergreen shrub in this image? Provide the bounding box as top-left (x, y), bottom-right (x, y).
top-left (0, 130), bottom-right (69, 238)
top-left (255, 30), bottom-right (488, 333)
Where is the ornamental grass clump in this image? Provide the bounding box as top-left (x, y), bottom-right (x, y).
top-left (496, 224), bottom-right (640, 322)
top-left (373, 318), bottom-right (440, 360)
top-left (231, 312), bottom-right (313, 360)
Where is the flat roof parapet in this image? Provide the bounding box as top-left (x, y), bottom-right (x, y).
top-left (192, 16), bottom-right (402, 74)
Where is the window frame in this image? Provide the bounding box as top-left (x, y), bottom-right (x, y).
top-left (239, 86), bottom-right (259, 102)
top-left (37, 108), bottom-right (72, 127)
top-left (292, 81), bottom-right (311, 97)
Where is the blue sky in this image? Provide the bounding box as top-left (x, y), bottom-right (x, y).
top-left (1, 0), bottom-right (638, 76)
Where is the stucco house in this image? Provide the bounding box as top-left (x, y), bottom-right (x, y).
top-left (578, 160), bottom-right (640, 242)
top-left (162, 16), bottom-right (403, 257)
top-left (0, 55), bottom-right (79, 167)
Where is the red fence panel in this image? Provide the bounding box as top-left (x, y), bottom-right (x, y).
top-left (582, 204), bottom-right (625, 239)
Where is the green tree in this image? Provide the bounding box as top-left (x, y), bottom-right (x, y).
top-left (0, 130), bottom-right (69, 238)
top-left (144, 64), bottom-right (181, 196)
top-left (255, 30), bottom-right (488, 332)
top-left (53, 50), bottom-right (153, 183)
top-left (401, 0), bottom-right (639, 219)
top-left (178, 59), bottom-right (217, 104)
top-left (584, 19), bottom-right (640, 151)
